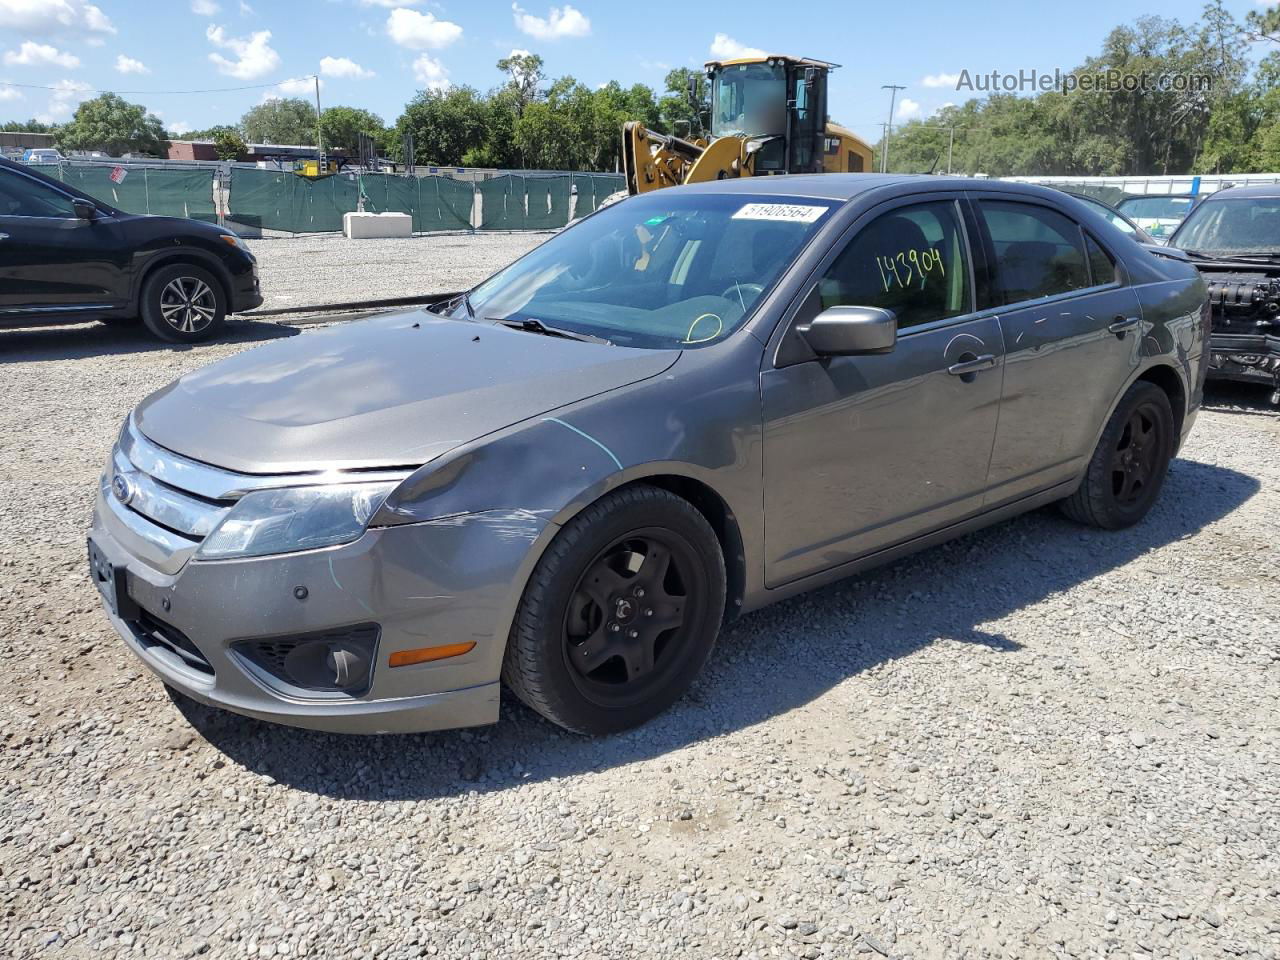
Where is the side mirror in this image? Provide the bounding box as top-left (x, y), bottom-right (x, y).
top-left (804, 66), bottom-right (819, 91)
top-left (686, 75), bottom-right (699, 105)
top-left (798, 305), bottom-right (897, 356)
top-left (72, 198), bottom-right (97, 221)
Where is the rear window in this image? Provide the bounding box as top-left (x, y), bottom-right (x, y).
top-left (979, 201), bottom-right (1090, 304)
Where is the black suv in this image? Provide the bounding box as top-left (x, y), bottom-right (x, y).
top-left (0, 157), bottom-right (262, 342)
top-left (1169, 184), bottom-right (1280, 401)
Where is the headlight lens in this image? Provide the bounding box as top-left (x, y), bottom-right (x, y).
top-left (196, 482), bottom-right (398, 561)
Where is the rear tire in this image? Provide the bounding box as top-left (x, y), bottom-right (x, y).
top-left (502, 485), bottom-right (726, 735)
top-left (139, 264), bottom-right (226, 343)
top-left (1061, 381), bottom-right (1175, 529)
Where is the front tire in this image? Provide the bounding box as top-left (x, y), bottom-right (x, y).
top-left (502, 485), bottom-right (726, 735)
top-left (1061, 381), bottom-right (1175, 529)
top-left (139, 264), bottom-right (226, 343)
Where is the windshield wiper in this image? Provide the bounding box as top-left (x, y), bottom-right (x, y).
top-left (428, 290), bottom-right (478, 319)
top-left (493, 317), bottom-right (612, 345)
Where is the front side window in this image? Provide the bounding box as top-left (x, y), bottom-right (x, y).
top-left (979, 201), bottom-right (1090, 304)
top-left (817, 200), bottom-right (972, 330)
top-left (460, 193), bottom-right (837, 349)
top-left (0, 169), bottom-right (77, 218)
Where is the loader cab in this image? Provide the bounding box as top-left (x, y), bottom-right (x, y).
top-left (706, 55), bottom-right (831, 175)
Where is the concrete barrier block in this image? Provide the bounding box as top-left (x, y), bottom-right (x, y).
top-left (343, 212), bottom-right (413, 239)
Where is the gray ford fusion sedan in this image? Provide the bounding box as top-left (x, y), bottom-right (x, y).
top-left (89, 175), bottom-right (1210, 736)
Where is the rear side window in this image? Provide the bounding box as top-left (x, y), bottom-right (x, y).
top-left (0, 168), bottom-right (77, 218)
top-left (1085, 234), bottom-right (1118, 286)
top-left (979, 201), bottom-right (1090, 304)
top-left (818, 200), bottom-right (972, 330)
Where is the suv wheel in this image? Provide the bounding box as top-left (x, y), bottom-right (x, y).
top-left (1061, 381), bottom-right (1175, 529)
top-left (502, 485), bottom-right (726, 735)
top-left (140, 264), bottom-right (226, 343)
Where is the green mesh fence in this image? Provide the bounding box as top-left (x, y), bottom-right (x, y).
top-left (55, 165), bottom-right (216, 221)
top-left (478, 175), bottom-right (527, 230)
top-left (523, 175), bottom-right (571, 229)
top-left (571, 173), bottom-right (625, 215)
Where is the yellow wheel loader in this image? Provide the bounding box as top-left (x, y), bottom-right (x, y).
top-left (622, 55), bottom-right (874, 196)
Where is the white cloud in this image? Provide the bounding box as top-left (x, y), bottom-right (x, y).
top-left (320, 55), bottom-right (373, 79)
top-left (114, 54), bottom-right (149, 75)
top-left (709, 34), bottom-right (765, 60)
top-left (0, 0), bottom-right (115, 39)
top-left (412, 54), bottom-right (449, 91)
top-left (3, 41), bottom-right (80, 68)
top-left (206, 24), bottom-right (280, 79)
top-left (37, 78), bottom-right (91, 123)
top-left (896, 97), bottom-right (921, 120)
top-left (190, 0), bottom-right (220, 14)
top-left (268, 76), bottom-right (319, 99)
top-left (0, 84), bottom-right (22, 101)
top-left (921, 72), bottom-right (960, 89)
top-left (386, 8), bottom-right (461, 49)
top-left (167, 120), bottom-right (193, 134)
top-left (360, 0), bottom-right (421, 6)
top-left (239, 0), bottom-right (253, 13)
top-left (511, 3), bottom-right (590, 40)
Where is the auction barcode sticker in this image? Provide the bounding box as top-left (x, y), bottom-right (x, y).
top-left (732, 202), bottom-right (828, 223)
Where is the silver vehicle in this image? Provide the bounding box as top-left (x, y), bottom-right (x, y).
top-left (90, 176), bottom-right (1209, 735)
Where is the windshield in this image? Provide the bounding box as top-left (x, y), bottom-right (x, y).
top-left (1172, 197), bottom-right (1280, 256)
top-left (1116, 196), bottom-right (1194, 220)
top-left (711, 63), bottom-right (787, 138)
top-left (460, 193), bottom-right (837, 349)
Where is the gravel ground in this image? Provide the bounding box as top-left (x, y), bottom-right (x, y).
top-left (244, 233), bottom-right (548, 313)
top-left (1, 318), bottom-right (1278, 960)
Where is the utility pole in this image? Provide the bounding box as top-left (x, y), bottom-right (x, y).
top-left (313, 74), bottom-right (324, 172)
top-left (880, 84), bottom-right (905, 173)
top-left (947, 125), bottom-right (955, 175)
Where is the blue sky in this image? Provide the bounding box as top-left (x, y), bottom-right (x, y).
top-left (0, 0), bottom-right (1268, 145)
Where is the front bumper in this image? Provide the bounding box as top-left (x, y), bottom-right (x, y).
top-left (1208, 330), bottom-right (1280, 385)
top-left (90, 481), bottom-right (548, 734)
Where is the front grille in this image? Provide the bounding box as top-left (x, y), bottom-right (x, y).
top-left (131, 610), bottom-right (215, 678)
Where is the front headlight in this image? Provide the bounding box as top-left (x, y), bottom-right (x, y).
top-left (196, 482), bottom-right (398, 561)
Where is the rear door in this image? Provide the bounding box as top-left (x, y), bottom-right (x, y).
top-left (969, 194), bottom-right (1142, 504)
top-left (0, 165), bottom-right (128, 316)
top-left (761, 194), bottom-right (1004, 586)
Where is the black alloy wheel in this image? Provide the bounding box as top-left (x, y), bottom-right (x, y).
top-left (503, 485), bottom-right (726, 735)
top-left (1061, 380), bottom-right (1175, 529)
top-left (563, 529), bottom-right (700, 707)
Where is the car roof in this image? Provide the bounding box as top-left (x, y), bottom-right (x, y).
top-left (674, 173), bottom-right (1077, 203)
top-left (1197, 183), bottom-right (1280, 200)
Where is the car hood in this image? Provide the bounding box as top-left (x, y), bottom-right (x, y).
top-left (134, 311), bottom-right (679, 474)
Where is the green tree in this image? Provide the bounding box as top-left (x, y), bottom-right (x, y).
top-left (395, 86), bottom-right (489, 165)
top-left (55, 93), bottom-right (166, 156)
top-left (496, 51), bottom-right (545, 117)
top-left (239, 98), bottom-right (317, 146)
top-left (1, 119), bottom-right (57, 133)
top-left (658, 67), bottom-right (705, 137)
top-left (319, 106), bottom-right (385, 153)
top-left (212, 128), bottom-right (247, 161)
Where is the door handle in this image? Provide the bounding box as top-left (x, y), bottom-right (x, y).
top-left (1108, 315), bottom-right (1140, 336)
top-left (947, 353), bottom-right (997, 377)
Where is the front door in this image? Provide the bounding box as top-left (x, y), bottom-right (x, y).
top-left (970, 196), bottom-right (1143, 504)
top-left (761, 196), bottom-right (1004, 587)
top-left (0, 166), bottom-right (125, 315)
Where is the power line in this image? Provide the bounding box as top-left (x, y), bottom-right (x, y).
top-left (0, 76), bottom-right (318, 96)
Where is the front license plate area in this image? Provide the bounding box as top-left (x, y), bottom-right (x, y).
top-left (88, 539), bottom-right (138, 619)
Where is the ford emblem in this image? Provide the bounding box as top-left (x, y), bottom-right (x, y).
top-left (112, 473), bottom-right (135, 506)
